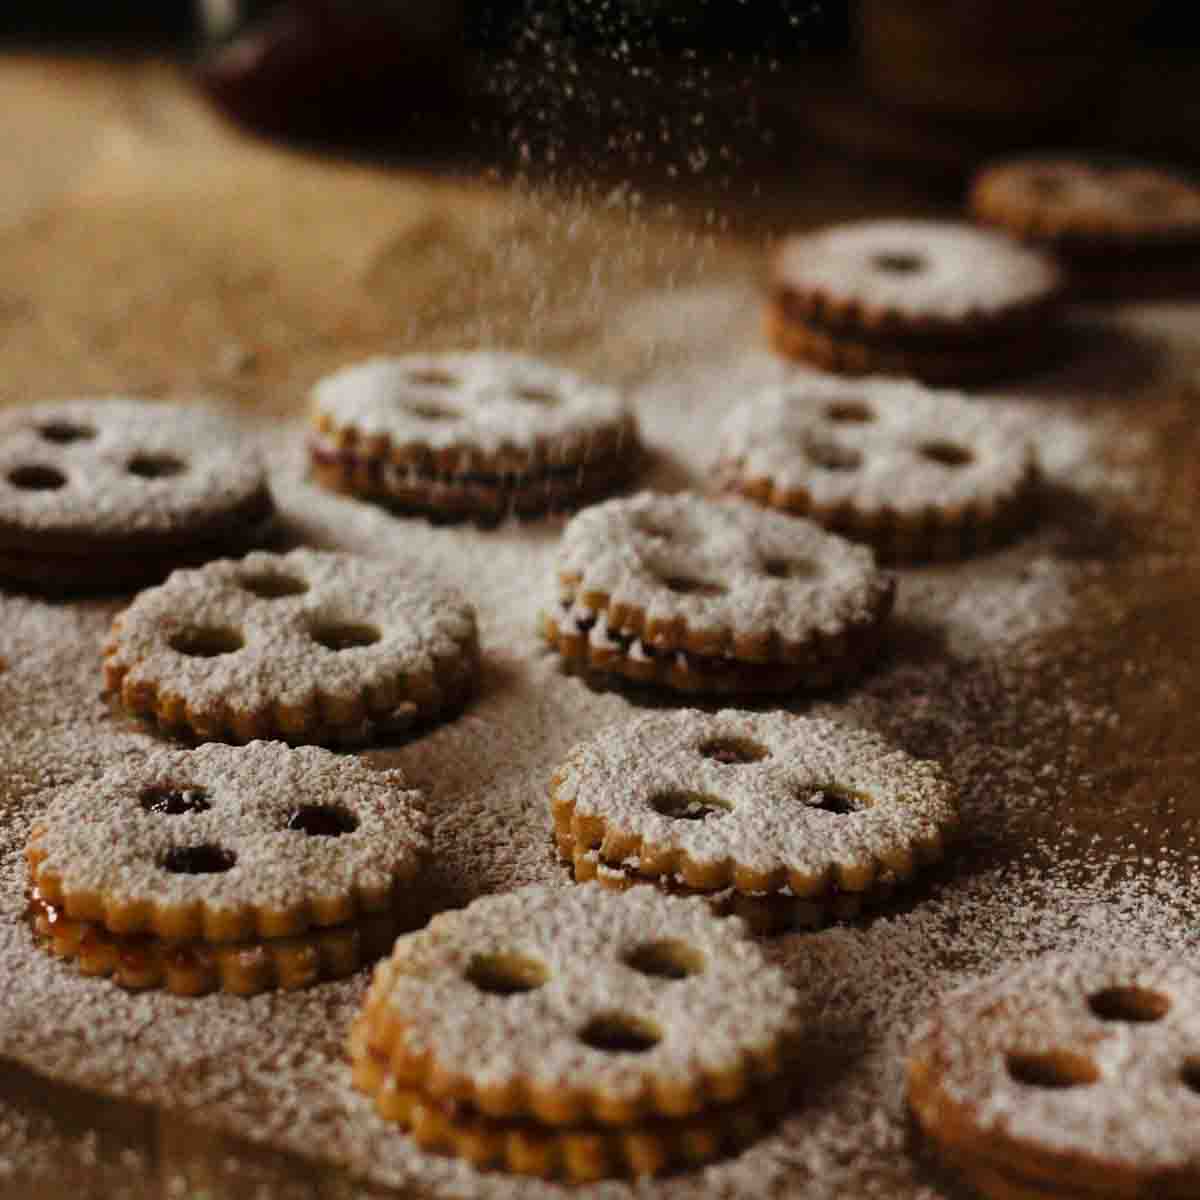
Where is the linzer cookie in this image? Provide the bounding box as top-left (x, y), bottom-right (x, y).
top-left (716, 374), bottom-right (1038, 561)
top-left (25, 740), bottom-right (429, 995)
top-left (309, 352), bottom-right (640, 524)
top-left (103, 548), bottom-right (479, 746)
top-left (970, 157), bottom-right (1200, 300)
top-left (766, 219), bottom-right (1064, 383)
top-left (551, 709), bottom-right (957, 933)
top-left (908, 952), bottom-right (1200, 1200)
top-left (538, 491), bottom-right (894, 696)
top-left (350, 883), bottom-right (800, 1179)
top-left (0, 398), bottom-right (275, 593)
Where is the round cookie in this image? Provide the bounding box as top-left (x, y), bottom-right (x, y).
top-left (0, 398), bottom-right (275, 592)
top-left (970, 158), bottom-right (1200, 252)
top-left (970, 157), bottom-right (1200, 300)
top-left (715, 374), bottom-right (1038, 560)
top-left (551, 709), bottom-right (957, 920)
top-left (350, 883), bottom-right (800, 1178)
top-left (25, 740), bottom-right (429, 994)
top-left (908, 952), bottom-right (1200, 1199)
top-left (766, 220), bottom-right (1064, 384)
top-left (104, 548), bottom-right (479, 746)
top-left (309, 352), bottom-right (641, 524)
top-left (538, 491), bottom-right (894, 697)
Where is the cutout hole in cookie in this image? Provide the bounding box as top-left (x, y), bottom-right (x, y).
top-left (763, 557), bottom-right (818, 580)
top-left (824, 401), bottom-right (874, 424)
top-left (579, 1014), bottom-right (661, 1054)
top-left (310, 622), bottom-right (381, 652)
top-left (513, 385), bottom-right (560, 407)
top-left (139, 786), bottom-right (211, 816)
top-left (404, 402), bottom-right (462, 422)
top-left (871, 252), bottom-right (924, 275)
top-left (919, 442), bottom-right (974, 468)
top-left (660, 575), bottom-right (728, 597)
top-left (805, 442), bottom-right (862, 472)
top-left (1005, 1050), bottom-right (1099, 1090)
top-left (287, 804), bottom-right (359, 837)
top-left (128, 454), bottom-right (185, 479)
top-left (649, 790), bottom-right (732, 821)
top-left (169, 627), bottom-right (244, 658)
top-left (407, 368), bottom-right (457, 388)
top-left (1181, 1061), bottom-right (1200, 1095)
top-left (624, 939), bottom-right (705, 980)
top-left (161, 844), bottom-right (236, 875)
top-left (698, 736), bottom-right (768, 765)
top-left (239, 572), bottom-right (309, 599)
top-left (798, 785), bottom-right (870, 816)
top-left (1087, 986), bottom-right (1170, 1024)
top-left (38, 421), bottom-right (95, 444)
top-left (466, 953), bottom-right (548, 995)
top-left (8, 465), bottom-right (66, 491)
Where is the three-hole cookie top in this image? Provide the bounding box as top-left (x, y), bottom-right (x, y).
top-left (717, 375), bottom-right (1036, 514)
top-left (310, 352), bottom-right (632, 457)
top-left (0, 398), bottom-right (271, 539)
top-left (26, 740), bottom-right (428, 930)
top-left (104, 548), bottom-right (478, 713)
top-left (368, 883), bottom-right (799, 1103)
top-left (553, 492), bottom-right (892, 647)
top-left (553, 709), bottom-right (957, 879)
top-left (909, 953), bottom-right (1200, 1172)
top-left (771, 219), bottom-right (1063, 323)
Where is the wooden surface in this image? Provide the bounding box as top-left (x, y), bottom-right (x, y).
top-left (2, 51), bottom-right (1200, 1200)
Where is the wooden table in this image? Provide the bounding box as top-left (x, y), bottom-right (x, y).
top-left (2, 50), bottom-right (1200, 1200)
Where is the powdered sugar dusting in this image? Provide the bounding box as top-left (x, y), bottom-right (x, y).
top-left (0, 286), bottom-right (1180, 1199)
top-left (30, 741), bottom-right (427, 922)
top-left (372, 883), bottom-right (798, 1100)
top-left (551, 491), bottom-right (892, 645)
top-left (556, 709), bottom-right (956, 879)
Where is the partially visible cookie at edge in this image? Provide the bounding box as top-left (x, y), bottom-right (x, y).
top-left (538, 491), bottom-right (895, 697)
top-left (907, 951), bottom-right (1200, 1199)
top-left (308, 352), bottom-right (641, 525)
top-left (104, 548), bottom-right (479, 747)
top-left (715, 373), bottom-right (1039, 561)
top-left (0, 398), bottom-right (275, 593)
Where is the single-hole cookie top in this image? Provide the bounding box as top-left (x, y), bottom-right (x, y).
top-left (27, 740), bottom-right (427, 918)
top-left (0, 398), bottom-right (270, 540)
top-left (908, 952), bottom-right (1200, 1175)
top-left (368, 883), bottom-right (799, 1100)
top-left (716, 375), bottom-right (1036, 515)
top-left (771, 219), bottom-right (1062, 324)
top-left (553, 708), bottom-right (956, 878)
top-left (550, 491), bottom-right (892, 646)
top-left (310, 352), bottom-right (633, 458)
top-left (104, 548), bottom-right (477, 713)
top-left (971, 158), bottom-right (1200, 244)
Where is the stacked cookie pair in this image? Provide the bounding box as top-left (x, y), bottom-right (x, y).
top-left (308, 352), bottom-right (640, 525)
top-left (349, 884), bottom-right (802, 1180)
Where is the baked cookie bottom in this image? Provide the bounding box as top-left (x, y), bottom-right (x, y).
top-left (309, 448), bottom-right (638, 525)
top-left (720, 467), bottom-right (1039, 563)
top-left (539, 602), bottom-right (889, 697)
top-left (28, 886), bottom-right (407, 996)
top-left (349, 1024), bottom-right (792, 1181)
top-left (556, 834), bottom-right (901, 935)
top-left (764, 300), bottom-right (1054, 385)
top-left (0, 512), bottom-right (278, 595)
